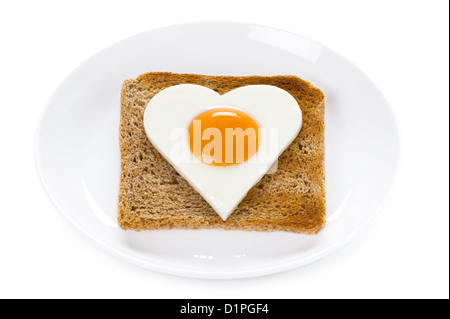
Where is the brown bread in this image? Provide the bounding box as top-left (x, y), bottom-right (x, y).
top-left (118, 72), bottom-right (326, 234)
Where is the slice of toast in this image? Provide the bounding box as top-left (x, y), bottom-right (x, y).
top-left (118, 72), bottom-right (326, 234)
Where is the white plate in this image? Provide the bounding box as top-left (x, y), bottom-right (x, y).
top-left (35, 22), bottom-right (400, 279)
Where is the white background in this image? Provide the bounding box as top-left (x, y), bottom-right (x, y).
top-left (0, 0), bottom-right (448, 299)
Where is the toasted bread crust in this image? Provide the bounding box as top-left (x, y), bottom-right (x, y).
top-left (118, 72), bottom-right (325, 234)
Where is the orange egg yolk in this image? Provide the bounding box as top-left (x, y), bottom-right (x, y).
top-left (188, 108), bottom-right (259, 166)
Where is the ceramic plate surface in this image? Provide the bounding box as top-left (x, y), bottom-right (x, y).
top-left (35, 22), bottom-right (399, 279)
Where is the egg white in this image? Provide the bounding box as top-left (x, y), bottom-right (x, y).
top-left (143, 84), bottom-right (302, 221)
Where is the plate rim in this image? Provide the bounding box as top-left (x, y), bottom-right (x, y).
top-left (34, 21), bottom-right (400, 279)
